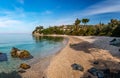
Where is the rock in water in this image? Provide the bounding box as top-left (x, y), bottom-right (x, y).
top-left (20, 63), bottom-right (31, 69)
top-left (10, 47), bottom-right (32, 59)
top-left (19, 50), bottom-right (31, 59)
top-left (10, 47), bottom-right (20, 58)
top-left (0, 53), bottom-right (8, 62)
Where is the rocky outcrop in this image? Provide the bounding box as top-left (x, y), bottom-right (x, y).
top-left (10, 47), bottom-right (32, 59)
top-left (11, 47), bottom-right (20, 57)
top-left (20, 63), bottom-right (31, 69)
top-left (18, 50), bottom-right (31, 59)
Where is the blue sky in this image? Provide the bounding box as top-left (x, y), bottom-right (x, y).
top-left (0, 0), bottom-right (120, 33)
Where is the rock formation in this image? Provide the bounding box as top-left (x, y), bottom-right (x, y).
top-left (20, 63), bottom-right (31, 69)
top-left (11, 47), bottom-right (32, 59)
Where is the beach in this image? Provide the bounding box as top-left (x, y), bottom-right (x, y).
top-left (21, 36), bottom-right (120, 78)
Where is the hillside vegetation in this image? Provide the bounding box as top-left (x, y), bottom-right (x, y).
top-left (33, 19), bottom-right (120, 37)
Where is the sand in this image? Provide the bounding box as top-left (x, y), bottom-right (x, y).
top-left (20, 36), bottom-right (120, 78)
top-left (75, 36), bottom-right (120, 56)
top-left (20, 56), bottom-right (51, 78)
top-left (46, 36), bottom-right (120, 78)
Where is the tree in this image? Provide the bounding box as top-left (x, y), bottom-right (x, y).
top-left (36, 26), bottom-right (43, 29)
top-left (82, 18), bottom-right (89, 26)
top-left (35, 26), bottom-right (43, 33)
top-left (111, 22), bottom-right (120, 37)
top-left (75, 18), bottom-right (81, 26)
top-left (110, 19), bottom-right (118, 25)
top-left (74, 18), bottom-right (81, 33)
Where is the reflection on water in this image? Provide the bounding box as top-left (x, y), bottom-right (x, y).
top-left (0, 34), bottom-right (66, 73)
top-left (32, 35), bottom-right (64, 43)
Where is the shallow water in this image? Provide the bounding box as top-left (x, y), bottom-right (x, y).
top-left (0, 34), bottom-right (66, 73)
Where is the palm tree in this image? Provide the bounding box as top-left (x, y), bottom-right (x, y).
top-left (82, 18), bottom-right (89, 26)
top-left (74, 18), bottom-right (81, 32)
top-left (36, 26), bottom-right (43, 33)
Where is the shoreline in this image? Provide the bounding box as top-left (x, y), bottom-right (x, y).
top-left (21, 35), bottom-right (120, 78)
top-left (20, 35), bottom-right (69, 78)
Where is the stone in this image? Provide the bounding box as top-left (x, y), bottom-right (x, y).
top-left (10, 47), bottom-right (20, 58)
top-left (0, 53), bottom-right (8, 62)
top-left (88, 67), bottom-right (98, 76)
top-left (93, 61), bottom-right (99, 65)
top-left (88, 67), bottom-right (104, 78)
top-left (19, 50), bottom-right (31, 59)
top-left (20, 63), bottom-right (31, 70)
top-left (71, 63), bottom-right (84, 71)
top-left (10, 47), bottom-right (32, 59)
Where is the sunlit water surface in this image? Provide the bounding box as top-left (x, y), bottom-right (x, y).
top-left (0, 34), bottom-right (67, 73)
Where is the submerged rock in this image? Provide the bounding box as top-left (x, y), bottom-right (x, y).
top-left (0, 53), bottom-right (8, 62)
top-left (10, 47), bottom-right (32, 59)
top-left (20, 63), bottom-right (31, 70)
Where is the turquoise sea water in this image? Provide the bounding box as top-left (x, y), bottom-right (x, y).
top-left (0, 34), bottom-right (66, 73)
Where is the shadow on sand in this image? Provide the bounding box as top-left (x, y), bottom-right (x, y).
top-left (70, 37), bottom-right (120, 78)
top-left (70, 36), bottom-right (120, 58)
top-left (70, 41), bottom-right (95, 53)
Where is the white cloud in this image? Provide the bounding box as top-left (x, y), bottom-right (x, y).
top-left (18, 0), bottom-right (24, 4)
top-left (0, 17), bottom-right (36, 33)
top-left (0, 19), bottom-right (21, 27)
top-left (0, 0), bottom-right (120, 33)
top-left (46, 0), bottom-right (120, 26)
top-left (0, 14), bottom-right (26, 33)
top-left (0, 8), bottom-right (36, 33)
top-left (0, 7), bottom-right (26, 19)
top-left (41, 10), bottom-right (53, 15)
top-left (80, 0), bottom-right (120, 16)
top-left (36, 17), bottom-right (75, 28)
top-left (50, 18), bottom-right (74, 26)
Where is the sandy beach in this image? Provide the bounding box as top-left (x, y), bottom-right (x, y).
top-left (21, 36), bottom-right (120, 78)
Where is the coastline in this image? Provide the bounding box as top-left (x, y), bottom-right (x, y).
top-left (21, 35), bottom-right (120, 78)
top-left (20, 35), bottom-right (69, 78)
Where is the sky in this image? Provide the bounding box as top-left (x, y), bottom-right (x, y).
top-left (0, 0), bottom-right (120, 33)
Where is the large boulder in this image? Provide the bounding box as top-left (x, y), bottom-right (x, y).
top-left (20, 63), bottom-right (31, 69)
top-left (11, 47), bottom-right (20, 57)
top-left (19, 50), bottom-right (31, 59)
top-left (10, 47), bottom-right (32, 59)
